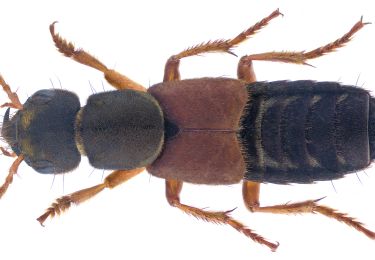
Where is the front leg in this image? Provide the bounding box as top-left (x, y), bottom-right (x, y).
top-left (37, 168), bottom-right (144, 225)
top-left (50, 22), bottom-right (146, 92)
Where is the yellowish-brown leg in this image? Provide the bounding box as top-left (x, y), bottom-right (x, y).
top-left (243, 180), bottom-right (375, 240)
top-left (237, 59), bottom-right (257, 83)
top-left (49, 22), bottom-right (146, 92)
top-left (166, 179), bottom-right (279, 251)
top-left (163, 9), bottom-right (282, 82)
top-left (37, 167), bottom-right (144, 225)
top-left (239, 17), bottom-right (369, 67)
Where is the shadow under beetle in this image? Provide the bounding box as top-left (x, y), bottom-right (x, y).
top-left (0, 9), bottom-right (374, 251)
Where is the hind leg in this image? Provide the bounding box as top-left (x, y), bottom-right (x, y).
top-left (242, 180), bottom-right (375, 239)
top-left (238, 17), bottom-right (368, 83)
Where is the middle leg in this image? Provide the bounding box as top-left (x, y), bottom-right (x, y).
top-left (166, 179), bottom-right (279, 251)
top-left (163, 9), bottom-right (282, 82)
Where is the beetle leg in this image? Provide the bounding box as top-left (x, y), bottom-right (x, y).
top-left (238, 17), bottom-right (369, 68)
top-left (37, 167), bottom-right (144, 226)
top-left (163, 9), bottom-right (282, 81)
top-left (166, 179), bottom-right (279, 251)
top-left (243, 180), bottom-right (375, 240)
top-left (49, 23), bottom-right (146, 92)
top-left (237, 59), bottom-right (257, 83)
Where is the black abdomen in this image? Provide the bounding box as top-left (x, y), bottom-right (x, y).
top-left (241, 81), bottom-right (371, 184)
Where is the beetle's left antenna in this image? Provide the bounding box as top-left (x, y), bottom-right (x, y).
top-left (0, 155), bottom-right (24, 199)
top-left (0, 75), bottom-right (23, 110)
top-left (0, 74), bottom-right (24, 198)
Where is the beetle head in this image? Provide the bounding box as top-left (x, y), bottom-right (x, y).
top-left (2, 89), bottom-right (81, 174)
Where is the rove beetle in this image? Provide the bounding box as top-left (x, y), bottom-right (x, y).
top-left (0, 9), bottom-right (374, 251)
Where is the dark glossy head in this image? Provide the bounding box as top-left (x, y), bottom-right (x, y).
top-left (1, 89), bottom-right (81, 173)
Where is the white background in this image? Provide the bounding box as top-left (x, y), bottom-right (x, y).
top-left (0, 0), bottom-right (374, 259)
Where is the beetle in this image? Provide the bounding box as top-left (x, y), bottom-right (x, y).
top-left (0, 9), bottom-right (374, 251)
